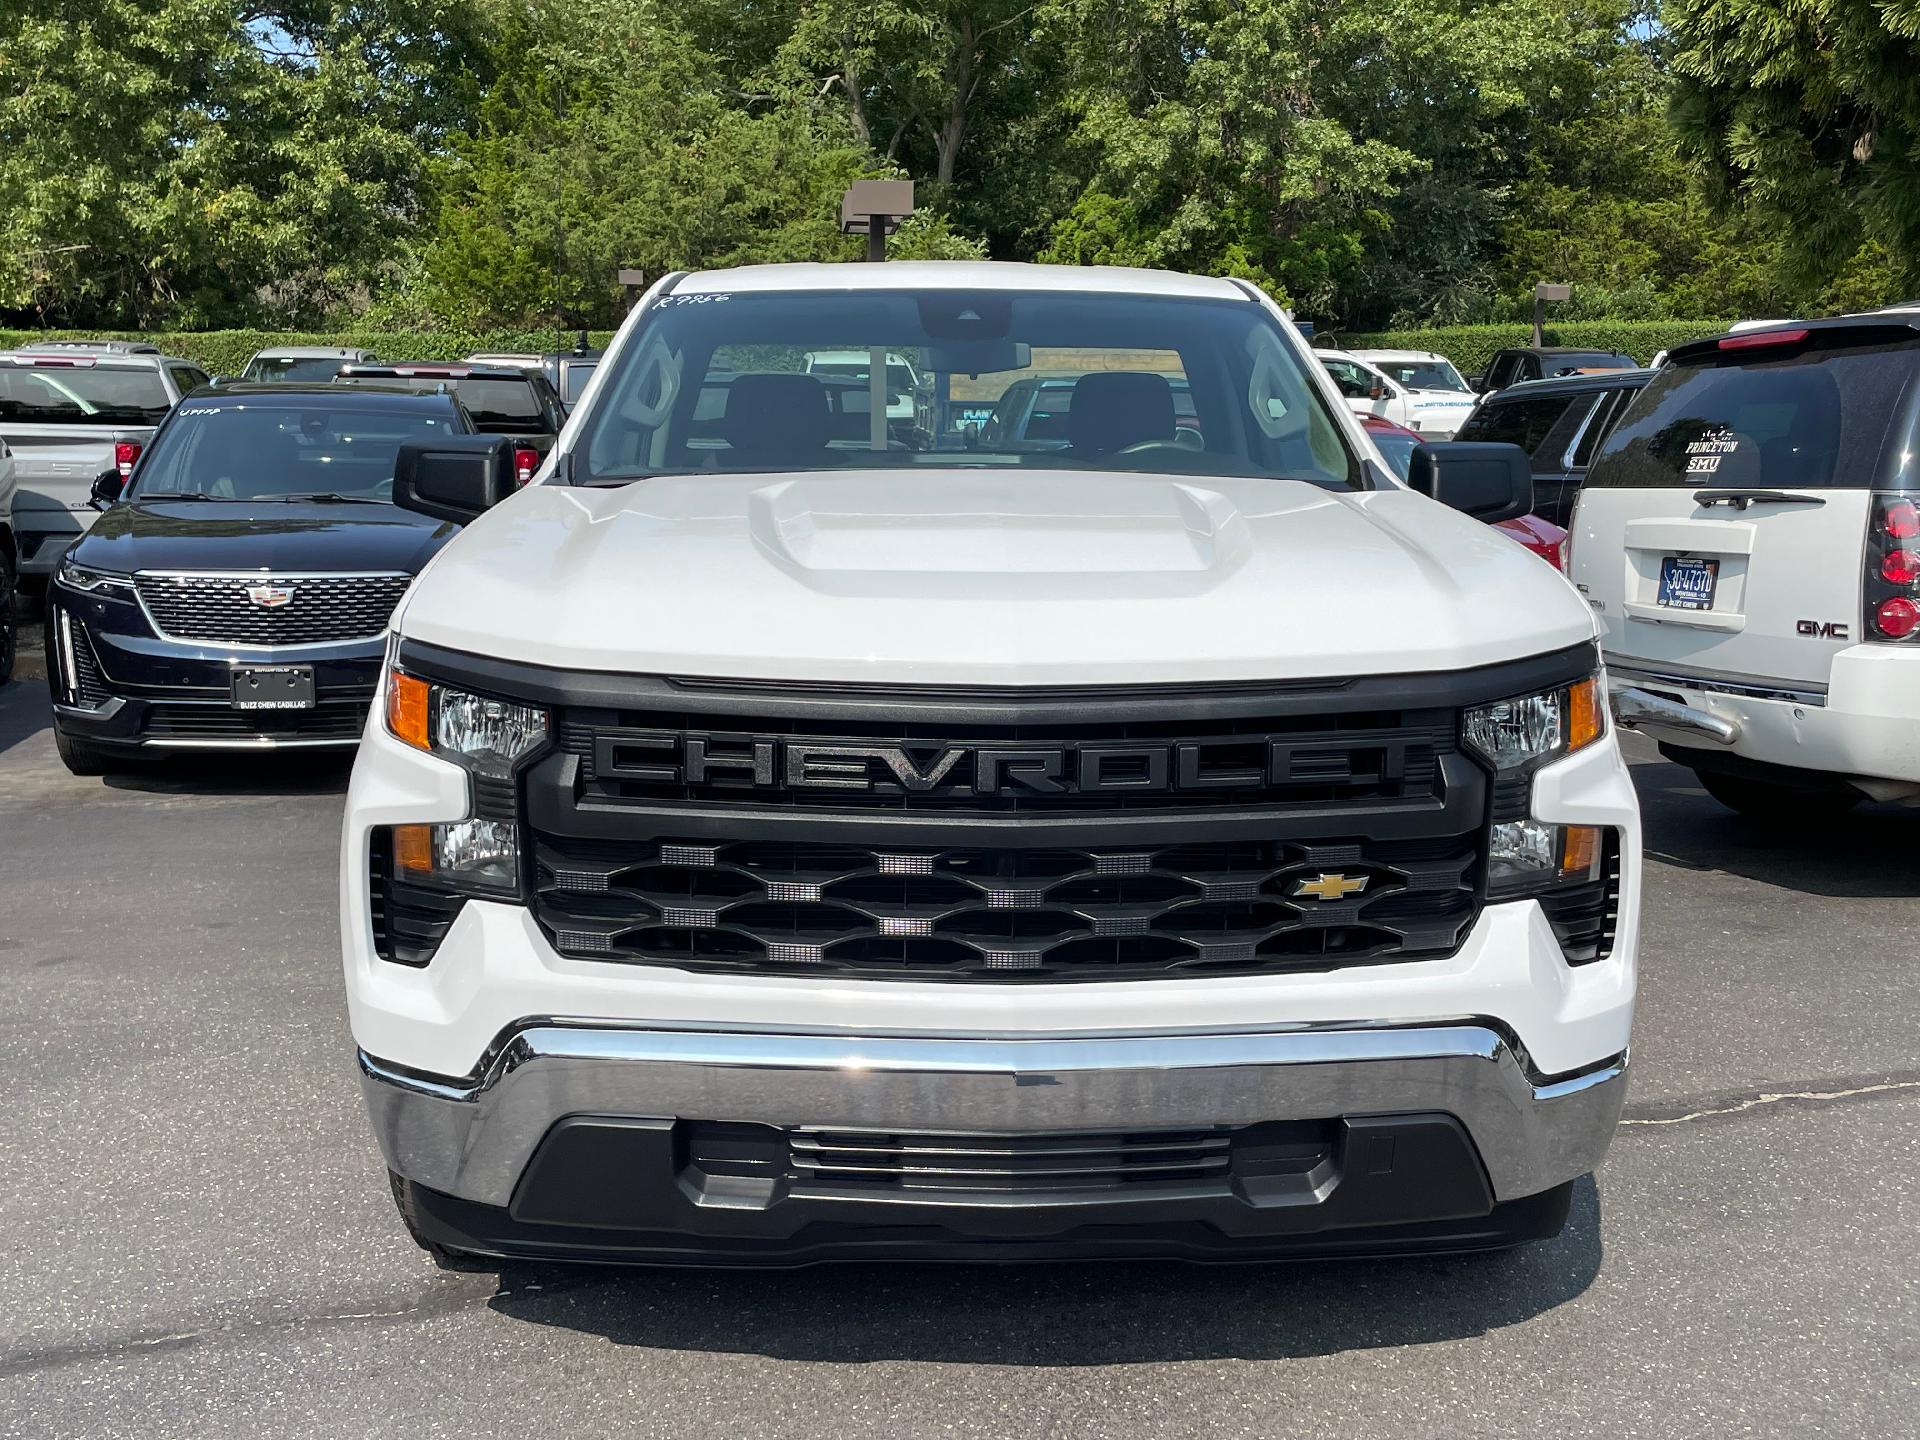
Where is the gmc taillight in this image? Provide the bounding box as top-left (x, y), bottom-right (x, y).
top-left (1864, 494), bottom-right (1920, 641)
top-left (513, 447), bottom-right (539, 486)
top-left (114, 441), bottom-right (141, 479)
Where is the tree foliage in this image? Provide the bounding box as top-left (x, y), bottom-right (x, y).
top-left (2, 0), bottom-right (1914, 332)
top-left (0, 0), bottom-right (489, 327)
top-left (1668, 0), bottom-right (1920, 293)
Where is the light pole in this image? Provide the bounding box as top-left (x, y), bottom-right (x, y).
top-left (1533, 282), bottom-right (1570, 347)
top-left (840, 180), bottom-right (915, 262)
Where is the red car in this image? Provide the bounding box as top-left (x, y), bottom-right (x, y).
top-left (1360, 415), bottom-right (1568, 571)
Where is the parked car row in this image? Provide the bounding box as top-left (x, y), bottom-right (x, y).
top-left (18, 261), bottom-right (1920, 1275)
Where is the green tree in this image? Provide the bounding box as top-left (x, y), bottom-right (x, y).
top-left (418, 0), bottom-right (980, 330)
top-left (1668, 0), bottom-right (1920, 292)
top-left (0, 1), bottom-right (486, 328)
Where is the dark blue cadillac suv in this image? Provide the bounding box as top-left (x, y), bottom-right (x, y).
top-left (45, 384), bottom-right (471, 774)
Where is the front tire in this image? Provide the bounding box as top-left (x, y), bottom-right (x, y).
top-left (53, 727), bottom-right (114, 777)
top-left (1695, 769), bottom-right (1863, 821)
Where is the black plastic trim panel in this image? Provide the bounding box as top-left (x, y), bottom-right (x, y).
top-left (394, 640), bottom-right (1599, 725)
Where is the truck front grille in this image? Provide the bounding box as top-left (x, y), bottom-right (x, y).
top-left (532, 831), bottom-right (1479, 980)
top-left (387, 651), bottom-right (1595, 983)
top-left (135, 573), bottom-right (410, 646)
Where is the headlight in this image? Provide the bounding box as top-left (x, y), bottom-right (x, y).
top-left (390, 819), bottom-right (522, 897)
top-left (58, 560), bottom-right (136, 594)
top-left (382, 668), bottom-right (548, 902)
top-left (1465, 676), bottom-right (1610, 905)
top-left (1462, 676), bottom-right (1604, 772)
top-left (384, 669), bottom-right (547, 779)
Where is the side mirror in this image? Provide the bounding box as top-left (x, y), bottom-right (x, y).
top-left (393, 435), bottom-right (517, 524)
top-left (1407, 441), bottom-right (1533, 523)
top-left (90, 470), bottom-right (125, 510)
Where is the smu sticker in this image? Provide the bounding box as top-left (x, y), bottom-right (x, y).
top-left (1684, 425), bottom-right (1738, 475)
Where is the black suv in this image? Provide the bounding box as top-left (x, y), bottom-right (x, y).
top-left (336, 364), bottom-right (563, 484)
top-left (1453, 369), bottom-right (1654, 527)
top-left (1475, 347), bottom-right (1639, 395)
top-left (44, 385), bottom-right (480, 774)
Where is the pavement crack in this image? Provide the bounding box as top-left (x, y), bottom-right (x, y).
top-left (0, 1276), bottom-right (519, 1381)
top-left (1621, 1070), bottom-right (1920, 1130)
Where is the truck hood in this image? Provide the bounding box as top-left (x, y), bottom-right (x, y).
top-left (399, 471), bottom-right (1597, 685)
top-left (73, 499), bottom-right (456, 577)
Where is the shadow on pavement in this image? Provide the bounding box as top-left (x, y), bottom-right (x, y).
top-left (101, 751), bottom-right (353, 797)
top-left (475, 1177), bottom-right (1602, 1364)
top-left (1630, 750), bottom-right (1920, 900)
top-left (0, 678), bottom-right (52, 759)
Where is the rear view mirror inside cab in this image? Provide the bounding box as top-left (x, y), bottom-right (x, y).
top-left (924, 339), bottom-right (1031, 375)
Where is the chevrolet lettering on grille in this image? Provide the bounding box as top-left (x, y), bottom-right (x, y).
top-left (591, 731), bottom-right (1413, 797)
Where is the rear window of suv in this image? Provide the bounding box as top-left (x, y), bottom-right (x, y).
top-left (1586, 338), bottom-right (1920, 491)
top-left (0, 363), bottom-right (172, 423)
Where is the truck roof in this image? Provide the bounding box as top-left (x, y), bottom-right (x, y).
top-left (671, 261), bottom-right (1251, 301)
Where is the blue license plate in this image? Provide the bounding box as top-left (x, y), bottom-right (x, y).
top-left (1658, 556), bottom-right (1719, 611)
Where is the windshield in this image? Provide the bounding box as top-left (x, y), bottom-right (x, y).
top-left (1372, 360), bottom-right (1468, 392)
top-left (129, 403), bottom-right (461, 500)
top-left (243, 356), bottom-right (351, 382)
top-left (1365, 426), bottom-right (1419, 480)
top-left (0, 364), bottom-right (171, 424)
top-left (1587, 340), bottom-right (1920, 492)
top-left (580, 289), bottom-right (1358, 488)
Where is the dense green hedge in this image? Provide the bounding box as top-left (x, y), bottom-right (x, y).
top-left (3, 318), bottom-right (1738, 382)
top-left (1325, 321), bottom-right (1736, 375)
top-left (0, 329), bottom-right (619, 377)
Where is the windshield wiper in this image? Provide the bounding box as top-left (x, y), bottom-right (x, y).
top-left (273, 492), bottom-right (385, 504)
top-left (139, 491), bottom-right (217, 501)
top-left (1692, 488), bottom-right (1826, 511)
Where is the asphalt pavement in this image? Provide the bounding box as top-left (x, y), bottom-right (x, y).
top-left (0, 669), bottom-right (1915, 1439)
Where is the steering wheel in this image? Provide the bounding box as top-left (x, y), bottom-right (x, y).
top-left (1114, 437), bottom-right (1194, 457)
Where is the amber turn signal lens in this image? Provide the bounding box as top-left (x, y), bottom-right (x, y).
top-left (386, 670), bottom-right (431, 752)
top-left (1559, 824), bottom-right (1603, 881)
top-left (1567, 676), bottom-right (1603, 753)
top-left (391, 823), bottom-right (435, 878)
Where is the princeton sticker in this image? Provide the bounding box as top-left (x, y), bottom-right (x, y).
top-left (1683, 425), bottom-right (1738, 475)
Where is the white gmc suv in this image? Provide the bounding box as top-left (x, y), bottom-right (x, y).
top-left (1573, 313), bottom-right (1920, 816)
top-left (342, 262), bottom-right (1639, 1266)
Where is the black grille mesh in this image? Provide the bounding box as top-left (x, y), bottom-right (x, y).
top-left (368, 829), bottom-right (464, 966)
top-left (532, 832), bottom-right (1479, 980)
top-left (1539, 836), bottom-right (1623, 966)
top-left (144, 698), bottom-right (371, 741)
top-left (135, 573), bottom-right (410, 646)
top-left (686, 1119), bottom-right (1334, 1196)
top-left (66, 619), bottom-right (112, 706)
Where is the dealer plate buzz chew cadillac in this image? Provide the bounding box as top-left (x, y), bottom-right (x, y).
top-left (347, 261), bottom-right (1640, 1267)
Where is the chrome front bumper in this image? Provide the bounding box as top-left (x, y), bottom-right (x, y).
top-left (360, 1021), bottom-right (1627, 1209)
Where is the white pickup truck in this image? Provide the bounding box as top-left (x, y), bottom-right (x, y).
top-left (0, 342), bottom-right (207, 590)
top-left (343, 262), bottom-right (1639, 1266)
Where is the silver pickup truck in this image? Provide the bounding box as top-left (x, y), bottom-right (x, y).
top-left (0, 342), bottom-right (207, 589)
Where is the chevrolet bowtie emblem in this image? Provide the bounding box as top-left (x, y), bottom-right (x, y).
top-left (246, 584), bottom-right (294, 609)
top-left (1292, 873), bottom-right (1369, 902)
